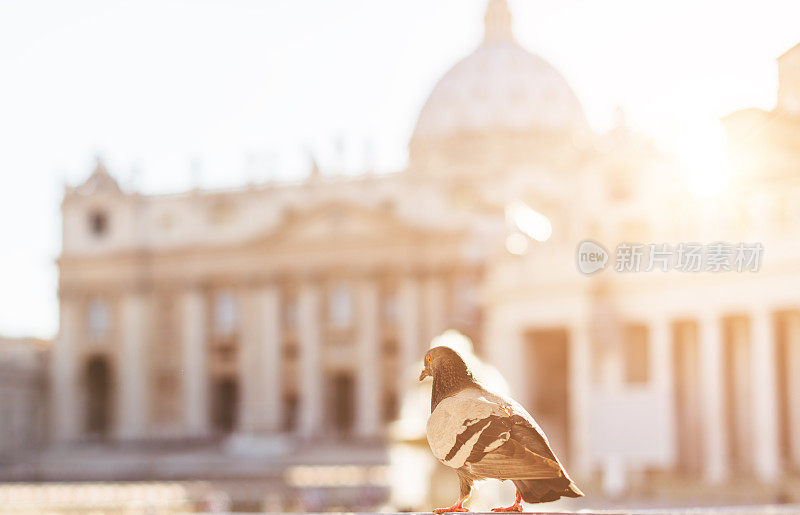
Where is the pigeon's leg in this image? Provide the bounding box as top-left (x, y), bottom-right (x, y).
top-left (433, 475), bottom-right (472, 513)
top-left (490, 489), bottom-right (523, 512)
top-left (432, 497), bottom-right (469, 514)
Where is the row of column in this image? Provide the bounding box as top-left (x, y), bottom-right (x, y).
top-left (51, 275), bottom-right (452, 442)
top-left (641, 310), bottom-right (798, 483)
top-left (293, 276), bottom-right (439, 437)
top-left (52, 289), bottom-right (800, 486)
top-left (697, 309), bottom-right (782, 482)
top-left (181, 276), bottom-right (438, 439)
top-left (550, 309), bottom-right (798, 484)
top-left (48, 280), bottom-right (454, 440)
top-left (175, 285), bottom-right (282, 439)
top-left (583, 310), bottom-right (795, 483)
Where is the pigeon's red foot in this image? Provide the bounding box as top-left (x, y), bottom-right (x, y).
top-left (433, 500), bottom-right (469, 513)
top-left (491, 490), bottom-right (523, 512)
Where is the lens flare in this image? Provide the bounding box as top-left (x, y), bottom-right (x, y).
top-left (506, 201), bottom-right (552, 242)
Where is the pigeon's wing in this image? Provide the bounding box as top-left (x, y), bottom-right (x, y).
top-left (426, 387), bottom-right (566, 481)
top-left (461, 389), bottom-right (570, 481)
top-left (483, 389), bottom-right (565, 465)
top-left (465, 435), bottom-right (562, 480)
top-left (463, 420), bottom-right (564, 480)
top-left (426, 388), bottom-right (511, 469)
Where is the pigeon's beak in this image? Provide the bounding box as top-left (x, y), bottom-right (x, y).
top-left (419, 367), bottom-right (430, 381)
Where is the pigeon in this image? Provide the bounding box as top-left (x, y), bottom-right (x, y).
top-left (419, 346), bottom-right (583, 513)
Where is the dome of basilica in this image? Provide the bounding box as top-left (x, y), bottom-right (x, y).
top-left (411, 0), bottom-right (588, 143)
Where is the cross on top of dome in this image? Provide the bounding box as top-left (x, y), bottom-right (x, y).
top-left (484, 0), bottom-right (514, 43)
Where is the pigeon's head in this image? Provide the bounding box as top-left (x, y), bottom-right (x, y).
top-left (419, 346), bottom-right (471, 381)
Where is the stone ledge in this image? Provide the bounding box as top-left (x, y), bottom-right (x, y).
top-left (313, 510), bottom-right (800, 515)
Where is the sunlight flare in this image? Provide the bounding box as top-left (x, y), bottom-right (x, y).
top-left (506, 201), bottom-right (552, 242)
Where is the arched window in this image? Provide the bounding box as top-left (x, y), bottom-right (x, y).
top-left (284, 297), bottom-right (298, 329)
top-left (329, 283), bottom-right (353, 328)
top-left (88, 210), bottom-right (109, 237)
top-left (382, 291), bottom-right (398, 324)
top-left (213, 291), bottom-right (237, 335)
top-left (87, 298), bottom-right (110, 340)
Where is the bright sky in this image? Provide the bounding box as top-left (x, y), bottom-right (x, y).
top-left (0, 0), bottom-right (798, 338)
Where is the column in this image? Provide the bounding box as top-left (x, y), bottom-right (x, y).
top-left (676, 322), bottom-right (702, 473)
top-left (355, 279), bottom-right (381, 438)
top-left (237, 289), bottom-right (258, 434)
top-left (569, 321), bottom-right (592, 478)
top-left (731, 317), bottom-right (753, 470)
top-left (257, 285), bottom-right (282, 433)
top-left (699, 313), bottom-right (728, 483)
top-left (51, 295), bottom-right (80, 443)
top-left (117, 291), bottom-right (148, 439)
top-left (785, 311), bottom-right (800, 468)
top-left (182, 287), bottom-right (208, 437)
top-left (298, 281), bottom-right (322, 437)
top-left (422, 276), bottom-right (447, 348)
top-left (398, 276), bottom-right (421, 394)
top-left (650, 317), bottom-right (676, 465)
top-left (750, 308), bottom-right (780, 481)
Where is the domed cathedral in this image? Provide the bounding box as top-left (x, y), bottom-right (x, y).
top-left (406, 0), bottom-right (679, 253)
top-left (40, 0), bottom-right (800, 509)
top-left (409, 0), bottom-right (593, 216)
top-left (50, 0), bottom-right (611, 454)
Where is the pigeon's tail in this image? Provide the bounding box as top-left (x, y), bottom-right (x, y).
top-left (513, 478), bottom-right (584, 504)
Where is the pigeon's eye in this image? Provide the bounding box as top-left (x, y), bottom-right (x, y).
top-left (425, 355), bottom-right (432, 363)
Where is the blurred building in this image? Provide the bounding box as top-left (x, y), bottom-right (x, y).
top-left (0, 337), bottom-right (47, 461)
top-left (480, 37), bottom-right (800, 495)
top-left (7, 0), bottom-right (798, 509)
